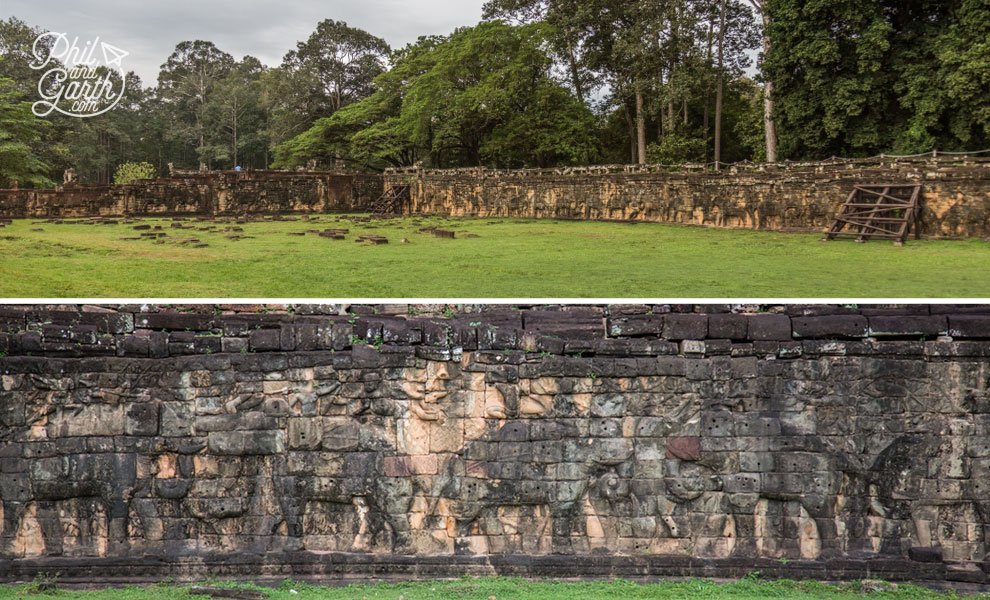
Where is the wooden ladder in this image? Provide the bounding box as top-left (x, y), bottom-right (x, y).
top-left (824, 184), bottom-right (922, 246)
top-left (371, 184), bottom-right (410, 218)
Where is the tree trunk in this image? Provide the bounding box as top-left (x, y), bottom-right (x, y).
top-left (703, 19), bottom-right (715, 162)
top-left (198, 77), bottom-right (207, 171)
top-left (764, 77), bottom-right (778, 162)
top-left (703, 104), bottom-right (710, 162)
top-left (750, 0), bottom-right (778, 162)
top-left (715, 0), bottom-right (727, 169)
top-left (566, 32), bottom-right (584, 104)
top-left (623, 102), bottom-right (637, 164)
top-left (636, 83), bottom-right (647, 165)
top-left (232, 110), bottom-right (238, 168)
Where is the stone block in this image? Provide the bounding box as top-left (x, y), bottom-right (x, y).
top-left (945, 563), bottom-right (986, 583)
top-left (497, 442), bottom-right (531, 462)
top-left (948, 315), bottom-right (990, 338)
top-left (908, 546), bottom-right (943, 562)
top-left (0, 473), bottom-right (31, 501)
top-left (530, 440), bottom-right (563, 463)
top-left (597, 438), bottom-right (634, 463)
top-left (118, 335), bottom-right (150, 357)
top-left (124, 402), bottom-right (158, 436)
top-left (485, 365), bottom-right (518, 383)
top-left (429, 421), bottom-right (463, 453)
top-left (723, 473), bottom-right (761, 494)
top-left (149, 331), bottom-right (168, 358)
top-left (249, 328), bottom-right (281, 351)
top-left (662, 314), bottom-right (708, 341)
top-left (322, 417), bottom-right (360, 451)
top-left (383, 319), bottom-right (421, 344)
top-left (155, 478), bottom-right (191, 499)
top-left (708, 314), bottom-right (748, 340)
top-left (607, 315), bottom-right (662, 337)
top-left (666, 437), bottom-right (700, 460)
top-left (702, 410), bottom-right (734, 436)
top-left (590, 418), bottom-right (621, 438)
top-left (497, 421), bottom-right (530, 442)
top-left (279, 324), bottom-right (296, 351)
top-left (681, 340), bottom-right (706, 355)
top-left (869, 315), bottom-right (947, 337)
top-left (529, 420), bottom-right (563, 440)
top-left (222, 337), bottom-right (248, 353)
top-left (792, 315), bottom-right (868, 338)
top-left (405, 455), bottom-right (437, 475)
top-left (207, 430), bottom-right (284, 455)
top-left (262, 380), bottom-right (289, 395)
top-left (747, 314), bottom-right (792, 341)
top-left (287, 418), bottom-right (322, 450)
top-left (342, 451), bottom-right (378, 478)
top-left (384, 455), bottom-right (412, 477)
top-left (49, 404), bottom-right (124, 437)
top-left (135, 312), bottom-right (215, 331)
top-left (590, 394), bottom-right (625, 417)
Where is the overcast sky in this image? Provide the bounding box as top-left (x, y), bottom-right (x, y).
top-left (3, 0), bottom-right (488, 87)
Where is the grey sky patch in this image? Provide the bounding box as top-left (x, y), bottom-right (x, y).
top-left (3, 0), bottom-right (487, 87)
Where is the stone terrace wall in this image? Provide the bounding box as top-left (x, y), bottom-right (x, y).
top-left (0, 171), bottom-right (382, 219)
top-left (2, 304), bottom-right (990, 585)
top-left (385, 159), bottom-right (990, 238)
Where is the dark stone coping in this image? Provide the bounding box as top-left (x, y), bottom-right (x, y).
top-left (0, 553), bottom-right (987, 588)
top-left (2, 305), bottom-right (990, 360)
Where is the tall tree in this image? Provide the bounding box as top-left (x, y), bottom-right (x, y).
top-left (62, 69), bottom-right (152, 184)
top-left (283, 20), bottom-right (390, 115)
top-left (933, 0), bottom-right (990, 148)
top-left (0, 19), bottom-right (77, 183)
top-left (885, 0), bottom-right (990, 153)
top-left (746, 1), bottom-right (778, 162)
top-left (259, 65), bottom-right (324, 163)
top-left (714, 0), bottom-right (727, 166)
top-left (203, 57), bottom-right (265, 168)
top-left (0, 17), bottom-right (55, 97)
top-left (483, 0), bottom-right (597, 104)
top-left (762, 0), bottom-right (990, 158)
top-left (585, 1), bottom-right (674, 164)
top-left (763, 0), bottom-right (892, 159)
top-left (274, 23), bottom-right (597, 170)
top-left (158, 40), bottom-right (235, 169)
top-left (0, 76), bottom-right (54, 188)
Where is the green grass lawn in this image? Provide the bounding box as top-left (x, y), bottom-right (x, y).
top-left (0, 214), bottom-right (988, 297)
top-left (0, 577), bottom-right (986, 600)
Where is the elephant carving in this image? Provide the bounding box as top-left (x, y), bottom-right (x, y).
top-left (870, 434), bottom-right (990, 560)
top-left (1, 452), bottom-right (138, 556)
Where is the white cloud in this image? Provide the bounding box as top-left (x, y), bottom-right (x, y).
top-left (4, 0), bottom-right (486, 86)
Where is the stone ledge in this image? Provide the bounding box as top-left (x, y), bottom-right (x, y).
top-left (0, 553), bottom-right (985, 587)
top-left (3, 305), bottom-right (990, 360)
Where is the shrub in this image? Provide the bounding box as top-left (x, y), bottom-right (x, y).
top-left (113, 161), bottom-right (156, 185)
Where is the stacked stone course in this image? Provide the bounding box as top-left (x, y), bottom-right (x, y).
top-left (0, 171), bottom-right (382, 219)
top-left (2, 160), bottom-right (990, 237)
top-left (1, 304), bottom-right (990, 585)
top-left (386, 160), bottom-right (990, 238)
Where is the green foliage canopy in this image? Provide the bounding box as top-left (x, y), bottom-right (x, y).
top-left (274, 22), bottom-right (598, 170)
top-left (0, 75), bottom-right (54, 188)
top-left (113, 161), bottom-right (157, 184)
top-left (764, 0), bottom-right (990, 159)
